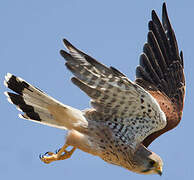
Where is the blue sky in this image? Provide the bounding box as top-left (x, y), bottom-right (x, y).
top-left (1, 0), bottom-right (193, 179)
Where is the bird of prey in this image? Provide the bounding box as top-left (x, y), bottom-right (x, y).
top-left (4, 3), bottom-right (185, 176)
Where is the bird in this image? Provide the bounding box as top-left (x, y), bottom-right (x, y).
top-left (4, 3), bottom-right (185, 176)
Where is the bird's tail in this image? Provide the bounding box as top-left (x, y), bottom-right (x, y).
top-left (4, 73), bottom-right (87, 131)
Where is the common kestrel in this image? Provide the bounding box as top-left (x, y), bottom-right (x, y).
top-left (4, 3), bottom-right (185, 176)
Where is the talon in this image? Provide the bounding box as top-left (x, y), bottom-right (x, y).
top-left (39, 145), bottom-right (76, 164)
top-left (44, 151), bottom-right (55, 156)
top-left (55, 148), bottom-right (61, 154)
top-left (39, 154), bottom-right (43, 159)
top-left (44, 151), bottom-right (50, 156)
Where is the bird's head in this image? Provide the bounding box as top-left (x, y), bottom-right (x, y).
top-left (132, 146), bottom-right (163, 176)
top-left (140, 152), bottom-right (163, 176)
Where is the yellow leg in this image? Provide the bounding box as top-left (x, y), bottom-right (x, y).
top-left (40, 144), bottom-right (76, 164)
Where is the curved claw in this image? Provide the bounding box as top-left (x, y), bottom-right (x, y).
top-left (44, 151), bottom-right (54, 156)
top-left (39, 151), bottom-right (55, 160)
top-left (44, 151), bottom-right (50, 156)
top-left (39, 145), bottom-right (76, 164)
top-left (55, 148), bottom-right (61, 154)
top-left (39, 154), bottom-right (44, 159)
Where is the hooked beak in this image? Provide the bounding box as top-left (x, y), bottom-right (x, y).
top-left (156, 168), bottom-right (162, 176)
top-left (141, 165), bottom-right (163, 175)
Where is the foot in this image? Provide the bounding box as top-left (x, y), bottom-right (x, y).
top-left (40, 145), bottom-right (76, 164)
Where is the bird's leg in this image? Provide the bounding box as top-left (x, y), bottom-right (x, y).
top-left (40, 144), bottom-right (76, 164)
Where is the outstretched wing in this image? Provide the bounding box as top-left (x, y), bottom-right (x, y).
top-left (60, 39), bottom-right (166, 148)
top-left (135, 3), bottom-right (185, 147)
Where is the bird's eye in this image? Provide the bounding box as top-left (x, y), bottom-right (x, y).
top-left (149, 160), bottom-right (155, 167)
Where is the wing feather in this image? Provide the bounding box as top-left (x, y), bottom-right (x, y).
top-left (135, 3), bottom-right (185, 147)
top-left (61, 39), bottom-right (166, 148)
top-left (60, 3), bottom-right (184, 148)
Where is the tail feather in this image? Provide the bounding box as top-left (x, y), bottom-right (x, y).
top-left (4, 92), bottom-right (42, 121)
top-left (4, 73), bottom-right (87, 130)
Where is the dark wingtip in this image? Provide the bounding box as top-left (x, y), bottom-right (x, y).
top-left (60, 49), bottom-right (65, 56)
top-left (163, 2), bottom-right (167, 11)
top-left (62, 38), bottom-right (71, 46)
top-left (62, 38), bottom-right (76, 50)
top-left (60, 49), bottom-right (73, 61)
top-left (151, 10), bottom-right (157, 20)
top-left (151, 8), bottom-right (160, 24)
top-left (71, 77), bottom-right (78, 84)
top-left (71, 77), bottom-right (85, 90)
top-left (148, 20), bottom-right (153, 30)
top-left (162, 2), bottom-right (168, 19)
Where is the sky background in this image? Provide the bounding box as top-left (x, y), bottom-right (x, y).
top-left (1, 0), bottom-right (193, 179)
